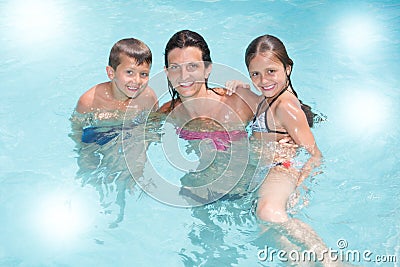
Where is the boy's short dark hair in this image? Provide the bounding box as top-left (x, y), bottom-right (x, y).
top-left (108, 38), bottom-right (152, 70)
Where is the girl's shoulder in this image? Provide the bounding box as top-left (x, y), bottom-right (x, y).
top-left (275, 90), bottom-right (320, 128)
top-left (274, 92), bottom-right (303, 121)
top-left (276, 91), bottom-right (302, 109)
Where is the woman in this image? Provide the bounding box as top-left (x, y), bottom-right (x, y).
top-left (158, 29), bottom-right (263, 205)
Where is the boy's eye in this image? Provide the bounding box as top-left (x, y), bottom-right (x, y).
top-left (127, 70), bottom-right (133, 75)
top-left (140, 72), bottom-right (149, 78)
top-left (250, 72), bottom-right (259, 77)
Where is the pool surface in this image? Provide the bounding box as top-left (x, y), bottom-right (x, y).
top-left (0, 0), bottom-right (399, 266)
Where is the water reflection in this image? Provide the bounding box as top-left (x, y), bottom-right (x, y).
top-left (69, 108), bottom-right (329, 266)
top-left (69, 110), bottom-right (147, 228)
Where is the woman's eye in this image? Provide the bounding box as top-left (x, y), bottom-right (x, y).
top-left (169, 65), bottom-right (180, 71)
top-left (186, 63), bottom-right (199, 72)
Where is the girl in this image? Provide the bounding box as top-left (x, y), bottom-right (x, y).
top-left (233, 34), bottom-right (323, 223)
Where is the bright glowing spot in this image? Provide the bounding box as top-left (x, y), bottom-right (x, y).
top-left (338, 90), bottom-right (389, 136)
top-left (34, 194), bottom-right (89, 243)
top-left (338, 15), bottom-right (379, 53)
top-left (5, 0), bottom-right (65, 43)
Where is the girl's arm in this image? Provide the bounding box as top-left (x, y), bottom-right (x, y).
top-left (276, 99), bottom-right (322, 186)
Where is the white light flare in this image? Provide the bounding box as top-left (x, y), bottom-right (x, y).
top-left (4, 0), bottom-right (66, 43)
top-left (336, 89), bottom-right (390, 137)
top-left (33, 193), bottom-right (91, 244)
top-left (337, 14), bottom-right (381, 55)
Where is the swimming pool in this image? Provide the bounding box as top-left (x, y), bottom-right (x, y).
top-left (0, 0), bottom-right (399, 266)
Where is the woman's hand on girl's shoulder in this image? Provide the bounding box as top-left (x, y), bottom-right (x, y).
top-left (225, 80), bottom-right (250, 96)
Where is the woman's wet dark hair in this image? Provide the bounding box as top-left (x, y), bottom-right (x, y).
top-left (164, 30), bottom-right (219, 110)
top-left (245, 34), bottom-right (321, 127)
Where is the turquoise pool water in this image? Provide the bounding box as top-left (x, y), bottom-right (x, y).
top-left (0, 0), bottom-right (399, 266)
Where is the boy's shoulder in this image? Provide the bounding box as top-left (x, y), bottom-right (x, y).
top-left (133, 86), bottom-right (158, 110)
top-left (76, 82), bottom-right (109, 114)
top-left (140, 86), bottom-right (157, 100)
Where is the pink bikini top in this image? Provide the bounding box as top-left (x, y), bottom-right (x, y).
top-left (177, 128), bottom-right (248, 151)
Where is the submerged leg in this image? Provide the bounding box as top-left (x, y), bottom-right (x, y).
top-left (255, 167), bottom-right (346, 266)
top-left (256, 167), bottom-right (297, 223)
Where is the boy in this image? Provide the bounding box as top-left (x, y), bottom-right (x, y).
top-left (76, 37), bottom-right (158, 116)
top-left (70, 38), bottom-right (158, 205)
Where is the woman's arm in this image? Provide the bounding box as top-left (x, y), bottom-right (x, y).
top-left (224, 80), bottom-right (261, 114)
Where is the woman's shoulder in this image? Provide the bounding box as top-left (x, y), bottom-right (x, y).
top-left (157, 99), bottom-right (182, 114)
top-left (158, 100), bottom-right (172, 113)
top-left (224, 88), bottom-right (261, 114)
top-left (219, 93), bottom-right (254, 122)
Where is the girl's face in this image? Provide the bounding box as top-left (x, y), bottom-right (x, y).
top-left (166, 46), bottom-right (211, 99)
top-left (107, 54), bottom-right (150, 100)
top-left (248, 52), bottom-right (291, 98)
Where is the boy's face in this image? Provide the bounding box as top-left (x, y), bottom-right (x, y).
top-left (107, 54), bottom-right (150, 100)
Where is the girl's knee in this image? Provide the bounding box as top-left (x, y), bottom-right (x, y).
top-left (256, 200), bottom-right (288, 223)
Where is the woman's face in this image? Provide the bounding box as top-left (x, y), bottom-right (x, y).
top-left (248, 52), bottom-right (290, 98)
top-left (166, 46), bottom-right (211, 99)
